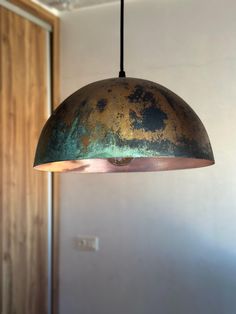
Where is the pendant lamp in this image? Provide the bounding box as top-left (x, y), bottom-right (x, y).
top-left (34, 0), bottom-right (214, 173)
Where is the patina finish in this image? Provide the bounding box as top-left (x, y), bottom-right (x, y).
top-left (34, 77), bottom-right (214, 172)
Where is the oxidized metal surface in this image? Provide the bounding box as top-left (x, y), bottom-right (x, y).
top-left (34, 77), bottom-right (214, 172)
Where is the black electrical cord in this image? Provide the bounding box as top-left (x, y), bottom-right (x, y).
top-left (119, 0), bottom-right (126, 77)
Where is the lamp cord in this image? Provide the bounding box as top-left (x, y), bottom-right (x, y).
top-left (119, 0), bottom-right (126, 77)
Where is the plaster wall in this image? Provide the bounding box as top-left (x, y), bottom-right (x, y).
top-left (59, 1), bottom-right (236, 313)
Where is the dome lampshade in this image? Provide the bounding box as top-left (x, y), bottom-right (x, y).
top-left (34, 78), bottom-right (214, 173)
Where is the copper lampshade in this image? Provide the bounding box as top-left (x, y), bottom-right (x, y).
top-left (34, 77), bottom-right (214, 173)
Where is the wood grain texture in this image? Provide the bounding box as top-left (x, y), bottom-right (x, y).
top-left (0, 6), bottom-right (49, 314)
top-left (9, 0), bottom-right (61, 108)
top-left (9, 0), bottom-right (58, 26)
top-left (0, 2), bottom-right (60, 313)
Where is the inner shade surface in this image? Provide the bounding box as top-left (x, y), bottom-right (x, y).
top-left (34, 77), bottom-right (214, 173)
top-left (34, 157), bottom-right (214, 173)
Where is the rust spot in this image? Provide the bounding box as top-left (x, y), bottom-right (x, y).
top-left (81, 135), bottom-right (89, 149)
top-left (58, 104), bottom-right (80, 128)
top-left (97, 99), bottom-right (107, 112)
top-left (129, 105), bottom-right (167, 132)
top-left (80, 100), bottom-right (87, 107)
top-left (128, 85), bottom-right (144, 103)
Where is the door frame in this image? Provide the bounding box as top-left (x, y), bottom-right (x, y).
top-left (6, 1), bottom-right (60, 313)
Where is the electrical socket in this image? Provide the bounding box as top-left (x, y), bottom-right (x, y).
top-left (74, 236), bottom-right (99, 252)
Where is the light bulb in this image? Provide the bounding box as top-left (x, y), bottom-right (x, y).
top-left (108, 157), bottom-right (133, 166)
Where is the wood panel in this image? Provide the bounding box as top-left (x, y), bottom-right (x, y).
top-left (0, 6), bottom-right (49, 314)
top-left (9, 3), bottom-right (61, 313)
top-left (9, 0), bottom-right (61, 108)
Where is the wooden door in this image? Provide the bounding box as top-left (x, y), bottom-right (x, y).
top-left (0, 4), bottom-right (53, 314)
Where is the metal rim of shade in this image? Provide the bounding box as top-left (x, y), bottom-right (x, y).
top-left (34, 77), bottom-right (214, 173)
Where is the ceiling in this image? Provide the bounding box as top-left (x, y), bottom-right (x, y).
top-left (36, 0), bottom-right (119, 11)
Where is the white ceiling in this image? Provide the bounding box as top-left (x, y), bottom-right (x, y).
top-left (36, 0), bottom-right (120, 11)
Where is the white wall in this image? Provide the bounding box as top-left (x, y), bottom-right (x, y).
top-left (59, 1), bottom-right (236, 313)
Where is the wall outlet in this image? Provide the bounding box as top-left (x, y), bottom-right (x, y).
top-left (74, 236), bottom-right (99, 252)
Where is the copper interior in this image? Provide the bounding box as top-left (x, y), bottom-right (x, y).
top-left (34, 157), bottom-right (214, 173)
